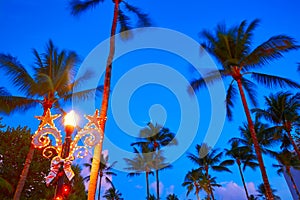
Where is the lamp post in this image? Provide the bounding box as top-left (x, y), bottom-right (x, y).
top-left (55, 111), bottom-right (76, 199)
top-left (32, 109), bottom-right (102, 199)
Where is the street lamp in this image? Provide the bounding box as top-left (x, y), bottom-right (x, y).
top-left (32, 109), bottom-right (102, 199)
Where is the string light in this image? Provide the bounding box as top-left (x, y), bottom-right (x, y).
top-left (31, 108), bottom-right (102, 185)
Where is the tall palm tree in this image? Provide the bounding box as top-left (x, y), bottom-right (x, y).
top-left (131, 122), bottom-right (177, 199)
top-left (0, 40), bottom-right (102, 200)
top-left (69, 1), bottom-right (151, 198)
top-left (166, 194), bottom-right (179, 200)
top-left (124, 147), bottom-right (154, 200)
top-left (225, 140), bottom-right (259, 200)
top-left (103, 187), bottom-right (123, 200)
top-left (252, 92), bottom-right (300, 159)
top-left (190, 19), bottom-right (299, 199)
top-left (187, 143), bottom-right (231, 200)
top-left (84, 154), bottom-right (117, 200)
top-left (268, 149), bottom-right (300, 198)
top-left (152, 150), bottom-right (172, 200)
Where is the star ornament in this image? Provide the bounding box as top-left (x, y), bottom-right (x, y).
top-left (84, 109), bottom-right (100, 128)
top-left (35, 109), bottom-right (61, 129)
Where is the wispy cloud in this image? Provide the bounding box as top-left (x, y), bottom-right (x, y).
top-left (150, 181), bottom-right (164, 196)
top-left (215, 181), bottom-right (257, 200)
top-left (136, 184), bottom-right (143, 189)
top-left (166, 184), bottom-right (175, 195)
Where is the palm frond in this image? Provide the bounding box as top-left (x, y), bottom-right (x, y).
top-left (32, 49), bottom-right (44, 69)
top-left (225, 80), bottom-right (237, 120)
top-left (189, 69), bottom-right (228, 92)
top-left (211, 165), bottom-right (231, 173)
top-left (61, 85), bottom-right (103, 102)
top-left (0, 54), bottom-right (37, 96)
top-left (251, 72), bottom-right (300, 88)
top-left (0, 177), bottom-right (14, 194)
top-left (241, 77), bottom-right (258, 107)
top-left (118, 9), bottom-right (132, 39)
top-left (0, 95), bottom-right (39, 114)
top-left (238, 19), bottom-right (260, 58)
top-left (69, 0), bottom-right (104, 16)
top-left (220, 159), bottom-right (235, 166)
top-left (243, 35), bottom-right (299, 67)
top-left (251, 107), bottom-right (272, 121)
top-left (122, 1), bottom-right (151, 27)
top-left (243, 160), bottom-right (259, 171)
top-left (200, 31), bottom-right (218, 59)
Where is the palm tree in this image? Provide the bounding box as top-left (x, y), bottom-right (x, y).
top-left (124, 147), bottom-right (154, 200)
top-left (187, 143), bottom-right (231, 200)
top-left (182, 169), bottom-right (204, 200)
top-left (131, 122), bottom-right (177, 199)
top-left (0, 40), bottom-right (102, 200)
top-left (190, 19), bottom-right (299, 199)
top-left (252, 92), bottom-right (300, 159)
top-left (152, 150), bottom-right (172, 200)
top-left (69, 1), bottom-right (151, 198)
top-left (132, 122), bottom-right (178, 151)
top-left (103, 187), bottom-right (123, 200)
top-left (230, 119), bottom-right (278, 153)
top-left (182, 169), bottom-right (220, 200)
top-left (225, 140), bottom-right (259, 200)
top-left (269, 149), bottom-right (300, 198)
top-left (84, 154), bottom-right (117, 200)
top-left (166, 194), bottom-right (179, 200)
top-left (256, 183), bottom-right (281, 200)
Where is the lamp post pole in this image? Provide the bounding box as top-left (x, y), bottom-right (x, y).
top-left (54, 124), bottom-right (74, 199)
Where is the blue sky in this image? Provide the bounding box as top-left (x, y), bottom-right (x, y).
top-left (1, 0), bottom-right (300, 199)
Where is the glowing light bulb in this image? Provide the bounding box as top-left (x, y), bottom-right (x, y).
top-left (64, 110), bottom-right (77, 134)
top-left (64, 110), bottom-right (77, 127)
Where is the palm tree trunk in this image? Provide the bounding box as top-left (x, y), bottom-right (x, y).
top-left (87, 0), bottom-right (119, 199)
top-left (146, 172), bottom-right (150, 200)
top-left (14, 105), bottom-right (51, 200)
top-left (205, 168), bottom-right (214, 200)
top-left (236, 79), bottom-right (274, 200)
top-left (237, 161), bottom-right (250, 200)
top-left (98, 175), bottom-right (103, 200)
top-left (156, 169), bottom-right (159, 200)
top-left (13, 144), bottom-right (35, 200)
top-left (287, 168), bottom-right (300, 198)
top-left (196, 191), bottom-right (200, 200)
top-left (286, 130), bottom-right (300, 160)
top-left (209, 182), bottom-right (215, 200)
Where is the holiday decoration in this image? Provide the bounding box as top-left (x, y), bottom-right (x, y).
top-left (32, 109), bottom-right (102, 186)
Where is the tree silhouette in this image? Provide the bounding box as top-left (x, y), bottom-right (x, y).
top-left (69, 1), bottom-right (151, 198)
top-left (190, 19), bottom-right (299, 199)
top-left (0, 40), bottom-right (101, 199)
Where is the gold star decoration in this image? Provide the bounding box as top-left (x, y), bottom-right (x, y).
top-left (35, 109), bottom-right (61, 129)
top-left (84, 109), bottom-right (100, 128)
